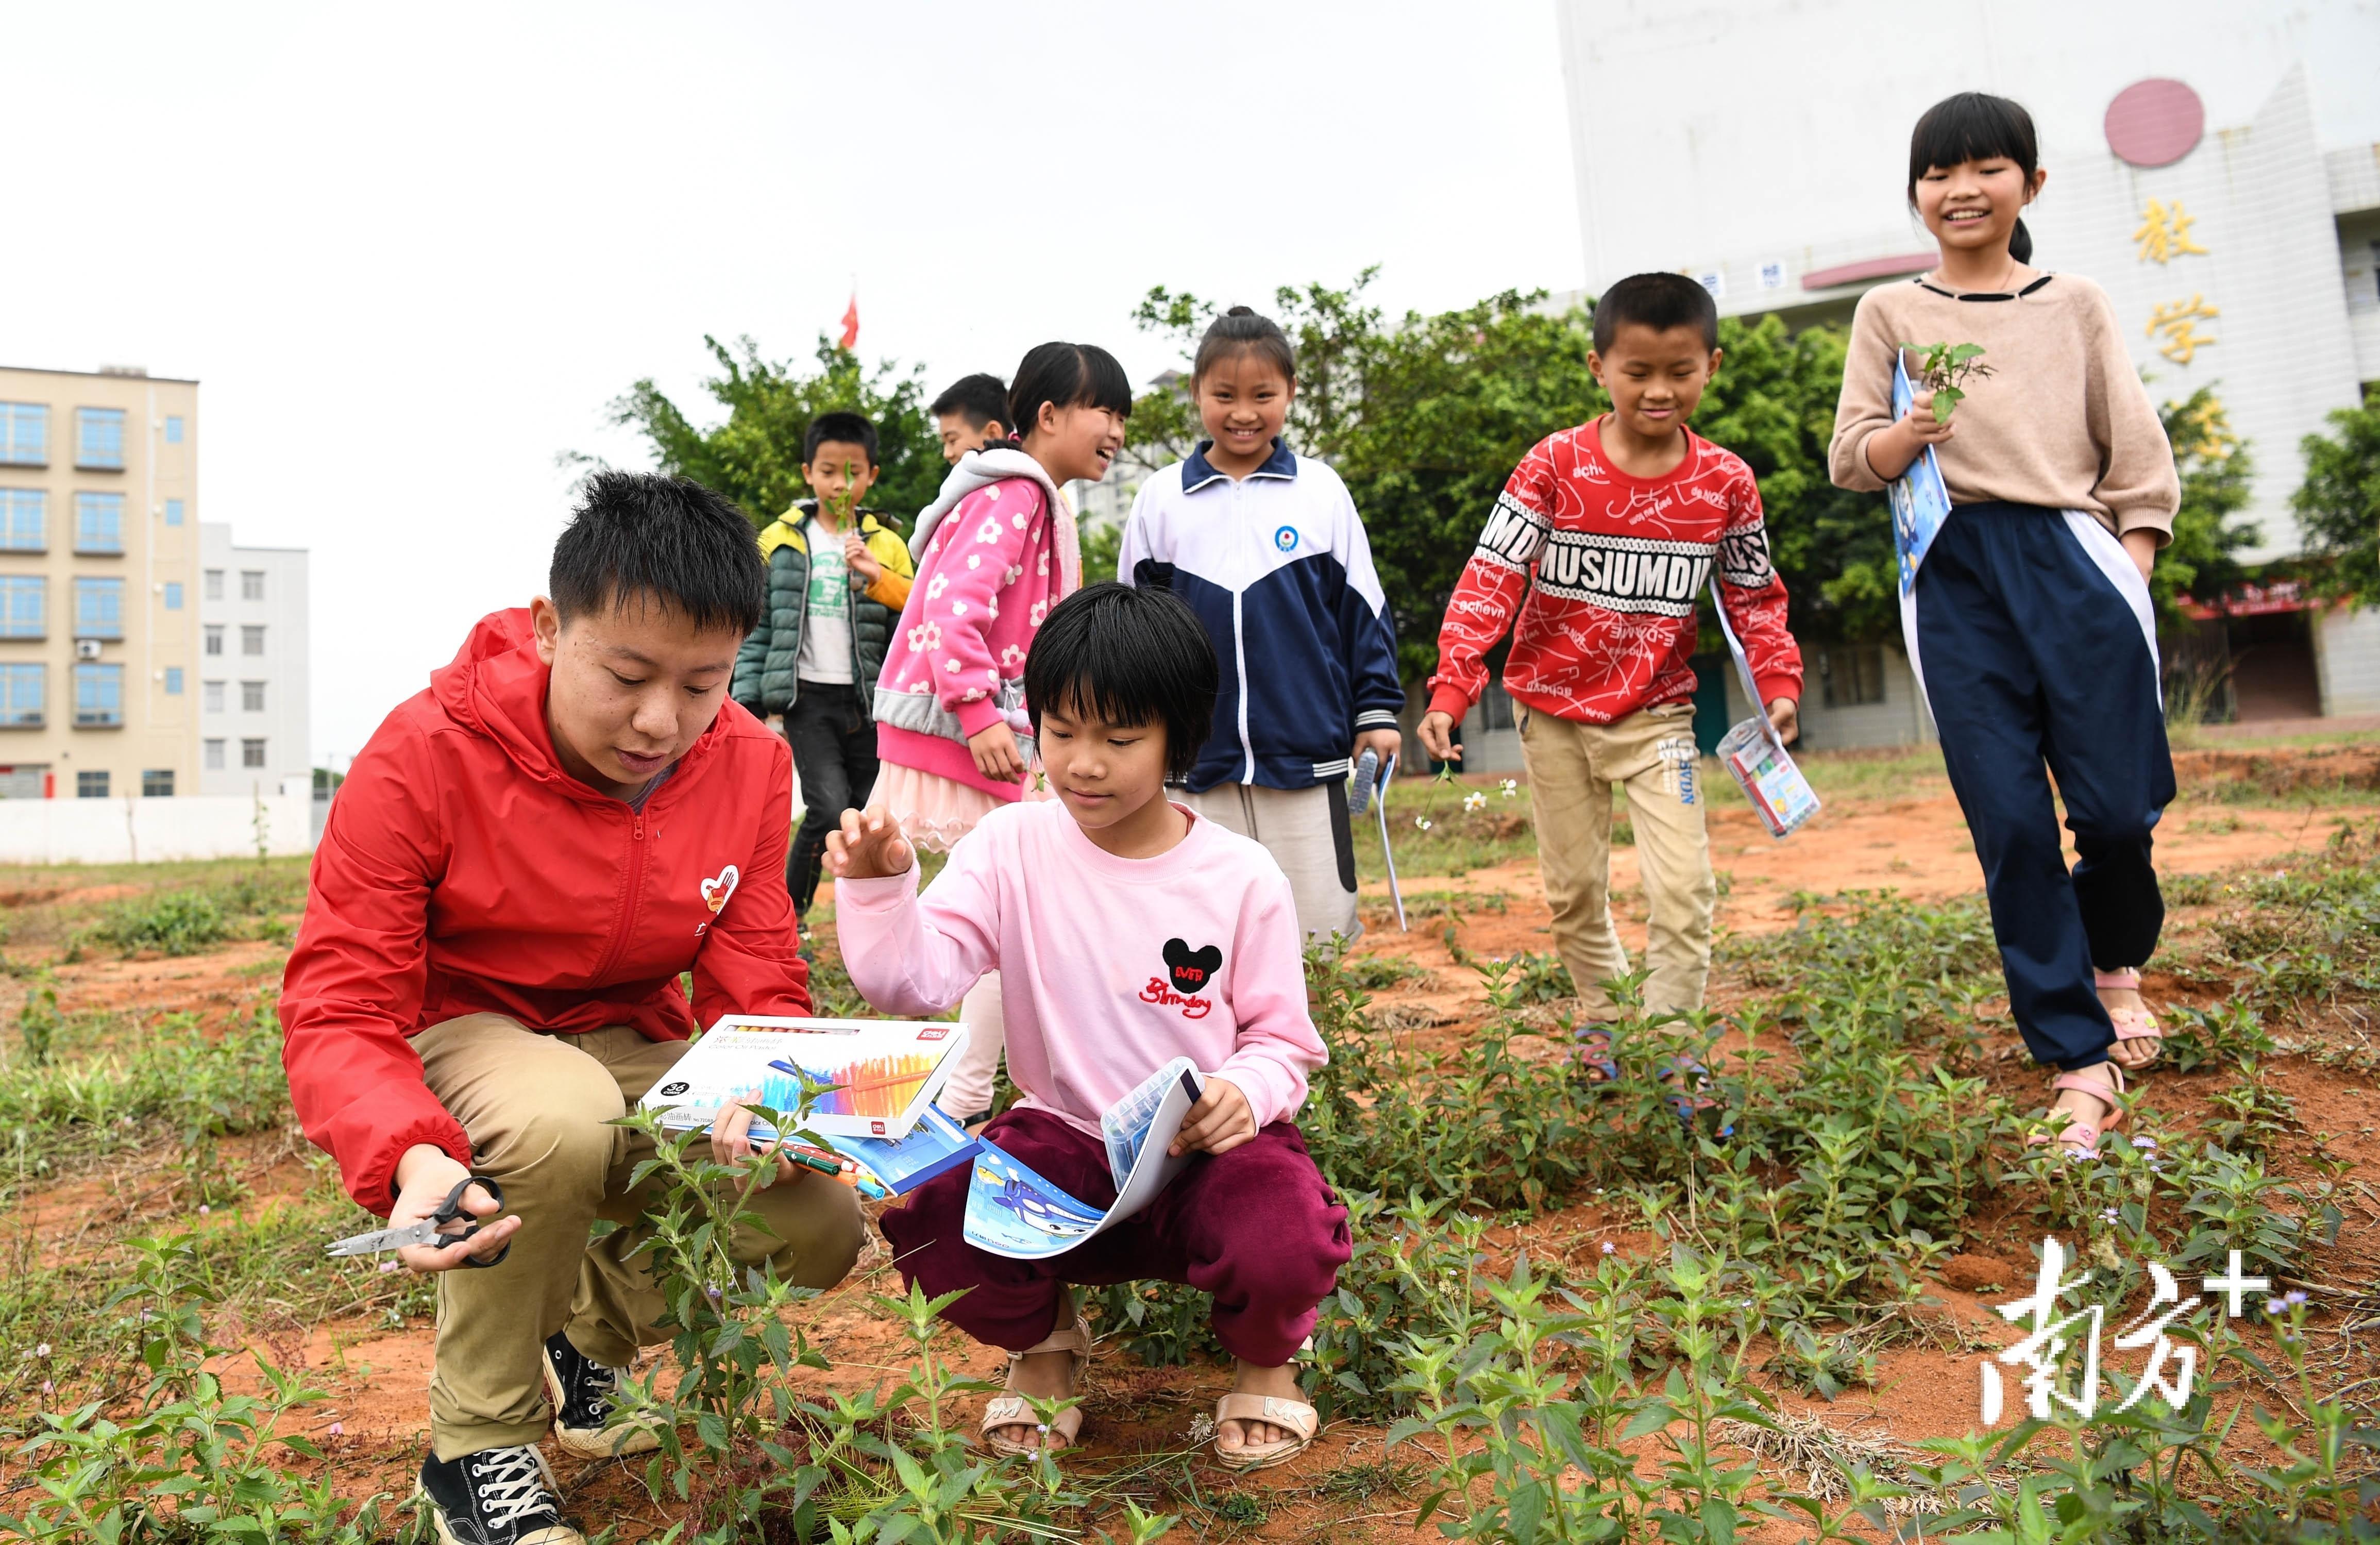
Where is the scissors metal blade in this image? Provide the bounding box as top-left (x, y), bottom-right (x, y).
top-left (325, 1219), bottom-right (448, 1258)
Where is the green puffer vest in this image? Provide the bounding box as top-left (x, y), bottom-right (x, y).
top-left (731, 505), bottom-right (903, 717)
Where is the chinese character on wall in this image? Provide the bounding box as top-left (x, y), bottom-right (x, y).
top-left (2133, 199), bottom-right (2208, 265)
top-left (2147, 295), bottom-right (2220, 364)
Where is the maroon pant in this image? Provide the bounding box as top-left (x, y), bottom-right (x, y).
top-left (877, 1107), bottom-right (1350, 1368)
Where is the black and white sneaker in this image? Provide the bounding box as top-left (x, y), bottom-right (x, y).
top-left (417, 1443), bottom-right (581, 1545)
top-left (542, 1330), bottom-right (660, 1458)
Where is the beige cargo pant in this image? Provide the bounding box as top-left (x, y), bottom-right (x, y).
top-left (415, 1015), bottom-right (868, 1460)
top-left (1518, 702), bottom-right (1715, 1017)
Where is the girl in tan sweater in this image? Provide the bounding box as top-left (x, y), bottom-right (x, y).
top-left (1829, 92), bottom-right (2181, 1158)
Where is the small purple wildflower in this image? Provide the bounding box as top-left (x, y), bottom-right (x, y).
top-left (1600, 1241), bottom-right (1617, 1255)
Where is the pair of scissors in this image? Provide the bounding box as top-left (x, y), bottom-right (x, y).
top-left (325, 1174), bottom-right (511, 1268)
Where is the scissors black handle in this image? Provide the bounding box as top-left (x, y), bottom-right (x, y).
top-left (438, 1173), bottom-right (510, 1269)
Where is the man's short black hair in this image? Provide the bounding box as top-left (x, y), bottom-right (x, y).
top-left (1024, 582), bottom-right (1216, 779)
top-left (1591, 272), bottom-right (1720, 352)
top-left (550, 469), bottom-right (764, 635)
top-left (930, 373), bottom-right (1009, 431)
top-left (803, 411), bottom-right (879, 467)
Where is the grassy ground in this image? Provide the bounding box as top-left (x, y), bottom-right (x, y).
top-left (1, 738), bottom-right (2376, 1542)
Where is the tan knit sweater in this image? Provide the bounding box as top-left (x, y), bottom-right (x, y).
top-left (1828, 273), bottom-right (2180, 542)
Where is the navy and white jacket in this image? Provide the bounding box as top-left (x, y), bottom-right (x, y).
top-left (1120, 439), bottom-right (1403, 793)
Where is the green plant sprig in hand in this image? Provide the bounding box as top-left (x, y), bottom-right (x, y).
top-left (1902, 341), bottom-right (1993, 423)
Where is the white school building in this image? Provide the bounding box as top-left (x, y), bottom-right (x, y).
top-left (1450, 0), bottom-right (2380, 764)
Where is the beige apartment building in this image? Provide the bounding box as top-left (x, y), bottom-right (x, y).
top-left (0, 365), bottom-right (200, 799)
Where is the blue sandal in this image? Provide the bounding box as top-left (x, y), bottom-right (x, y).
top-left (1575, 1025), bottom-right (1619, 1083)
top-left (1659, 1056), bottom-right (1729, 1136)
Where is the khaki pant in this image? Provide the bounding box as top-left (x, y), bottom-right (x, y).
top-left (1518, 703), bottom-right (1715, 1017)
top-left (1184, 782), bottom-right (1361, 946)
top-left (415, 1015), bottom-right (868, 1460)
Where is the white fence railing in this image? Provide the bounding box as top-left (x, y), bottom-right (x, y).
top-left (0, 794), bottom-right (316, 864)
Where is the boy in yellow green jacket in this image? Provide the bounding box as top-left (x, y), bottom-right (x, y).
top-left (732, 412), bottom-right (916, 913)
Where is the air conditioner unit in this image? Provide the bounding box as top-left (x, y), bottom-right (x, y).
top-left (75, 639), bottom-right (102, 661)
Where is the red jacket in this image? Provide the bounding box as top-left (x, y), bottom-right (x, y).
top-left (281, 608), bottom-right (811, 1213)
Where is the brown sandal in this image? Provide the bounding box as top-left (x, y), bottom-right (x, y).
top-left (1212, 1391), bottom-right (1319, 1473)
top-left (981, 1307), bottom-right (1091, 1458)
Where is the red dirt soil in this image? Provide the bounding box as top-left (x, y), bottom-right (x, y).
top-left (6, 773), bottom-right (2374, 1540)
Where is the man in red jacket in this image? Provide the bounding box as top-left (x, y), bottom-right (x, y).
top-left (282, 471), bottom-right (865, 1545)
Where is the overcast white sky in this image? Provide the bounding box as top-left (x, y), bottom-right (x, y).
top-left (0, 1), bottom-right (1582, 765)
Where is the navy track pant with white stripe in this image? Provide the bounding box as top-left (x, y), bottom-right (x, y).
top-left (1908, 501), bottom-right (2176, 1072)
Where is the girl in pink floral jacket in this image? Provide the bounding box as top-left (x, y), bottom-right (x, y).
top-left (872, 342), bottom-right (1132, 848)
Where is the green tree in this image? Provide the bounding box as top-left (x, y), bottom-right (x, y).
top-left (605, 335), bottom-right (943, 532)
top-left (1128, 273), bottom-right (1893, 679)
top-left (2152, 385), bottom-right (2259, 624)
top-left (2291, 384), bottom-right (2379, 604)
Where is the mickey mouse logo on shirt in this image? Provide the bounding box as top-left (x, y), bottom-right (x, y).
top-left (1142, 938), bottom-right (1223, 1019)
top-left (1163, 938), bottom-right (1222, 994)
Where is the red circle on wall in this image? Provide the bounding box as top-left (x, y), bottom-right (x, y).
top-left (2104, 79), bottom-right (2204, 167)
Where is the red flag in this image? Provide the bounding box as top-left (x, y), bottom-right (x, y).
top-left (838, 293), bottom-right (859, 350)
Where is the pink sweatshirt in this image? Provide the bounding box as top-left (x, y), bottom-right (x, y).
top-left (872, 449), bottom-right (1078, 801)
top-left (835, 800), bottom-right (1327, 1135)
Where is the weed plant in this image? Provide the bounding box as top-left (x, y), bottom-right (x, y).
top-left (0, 1235), bottom-right (389, 1543)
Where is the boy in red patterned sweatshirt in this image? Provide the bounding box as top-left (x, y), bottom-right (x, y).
top-left (1419, 274), bottom-right (1803, 1031)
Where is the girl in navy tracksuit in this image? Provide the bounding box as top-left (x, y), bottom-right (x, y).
top-left (1829, 93), bottom-right (2180, 1156)
top-left (1118, 308), bottom-right (1405, 946)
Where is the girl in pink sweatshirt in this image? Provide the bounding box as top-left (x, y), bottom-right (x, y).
top-left (832, 583), bottom-right (1347, 1473)
top-left (872, 343), bottom-right (1132, 1123)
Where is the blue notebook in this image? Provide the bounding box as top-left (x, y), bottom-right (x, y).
top-left (1888, 354), bottom-right (1953, 596)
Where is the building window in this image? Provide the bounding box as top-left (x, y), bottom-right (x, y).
top-left (74, 663), bottom-right (125, 726)
top-left (142, 768), bottom-right (174, 797)
top-left (164, 498), bottom-right (184, 527)
top-left (0, 404), bottom-right (47, 466)
top-left (204, 679), bottom-right (225, 712)
top-left (76, 769), bottom-right (109, 798)
top-left (0, 489), bottom-right (43, 550)
top-left (204, 568), bottom-right (224, 601)
top-left (241, 679), bottom-right (266, 712)
top-left (0, 577), bottom-right (44, 639)
top-left (1479, 680), bottom-right (1518, 732)
top-left (163, 581), bottom-right (183, 611)
top-left (0, 664), bottom-right (43, 727)
top-left (204, 624), bottom-right (223, 656)
top-left (241, 737), bottom-right (266, 768)
top-left (164, 666), bottom-right (184, 695)
top-left (1818, 644), bottom-right (1888, 709)
top-left (241, 624), bottom-right (264, 656)
top-left (75, 408), bottom-right (125, 470)
top-left (241, 569), bottom-right (265, 601)
top-left (74, 577), bottom-right (125, 639)
top-left (74, 493), bottom-right (125, 553)
top-left (164, 416), bottom-right (184, 445)
top-left (204, 737), bottom-right (225, 770)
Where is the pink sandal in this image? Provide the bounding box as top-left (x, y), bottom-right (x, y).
top-left (2028, 1062), bottom-right (2127, 1158)
top-left (2095, 968), bottom-right (2163, 1067)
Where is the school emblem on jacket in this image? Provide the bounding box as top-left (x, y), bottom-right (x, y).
top-left (1274, 525), bottom-right (1299, 553)
top-left (1141, 938), bottom-right (1222, 1018)
top-left (700, 865), bottom-right (740, 914)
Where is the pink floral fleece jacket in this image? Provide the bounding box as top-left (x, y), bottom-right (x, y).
top-left (873, 447), bottom-right (1080, 800)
